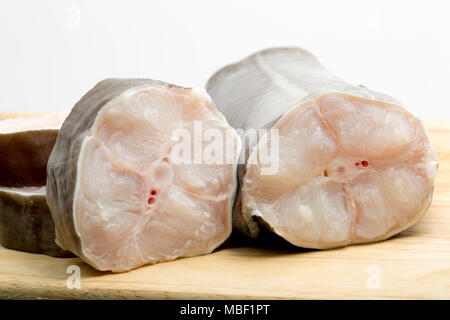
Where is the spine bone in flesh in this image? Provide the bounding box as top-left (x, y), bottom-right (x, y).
top-left (206, 47), bottom-right (438, 249)
top-left (46, 78), bottom-right (241, 272)
top-left (0, 113), bottom-right (71, 257)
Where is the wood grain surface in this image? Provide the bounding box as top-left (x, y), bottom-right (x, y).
top-left (0, 118), bottom-right (449, 300)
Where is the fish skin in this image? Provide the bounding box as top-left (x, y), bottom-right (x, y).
top-left (0, 129), bottom-right (58, 187)
top-left (0, 113), bottom-right (71, 257)
top-left (206, 47), bottom-right (438, 247)
top-left (207, 47), bottom-right (401, 132)
top-left (0, 187), bottom-right (72, 257)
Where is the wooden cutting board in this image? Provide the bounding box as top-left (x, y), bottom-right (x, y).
top-left (0, 118), bottom-right (449, 300)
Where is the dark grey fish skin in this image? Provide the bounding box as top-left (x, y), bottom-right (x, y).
top-left (0, 129), bottom-right (58, 187)
top-left (0, 187), bottom-right (72, 257)
top-left (0, 113), bottom-right (71, 257)
top-left (207, 47), bottom-right (399, 132)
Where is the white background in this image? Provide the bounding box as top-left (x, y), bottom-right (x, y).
top-left (0, 0), bottom-right (449, 118)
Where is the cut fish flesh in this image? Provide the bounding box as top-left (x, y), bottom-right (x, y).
top-left (206, 47), bottom-right (438, 249)
top-left (0, 186), bottom-right (72, 257)
top-left (46, 79), bottom-right (241, 272)
top-left (0, 113), bottom-right (66, 187)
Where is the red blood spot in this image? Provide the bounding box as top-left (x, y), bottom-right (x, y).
top-left (355, 162), bottom-right (359, 166)
top-left (362, 160), bottom-right (369, 167)
top-left (323, 169), bottom-right (328, 177)
top-left (151, 189), bottom-right (157, 196)
top-left (148, 197), bottom-right (155, 204)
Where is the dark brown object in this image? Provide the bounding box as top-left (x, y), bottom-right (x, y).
top-left (0, 129), bottom-right (58, 187)
top-left (0, 187), bottom-right (72, 257)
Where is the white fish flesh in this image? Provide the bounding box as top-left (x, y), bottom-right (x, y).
top-left (206, 47), bottom-right (438, 249)
top-left (46, 79), bottom-right (241, 272)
